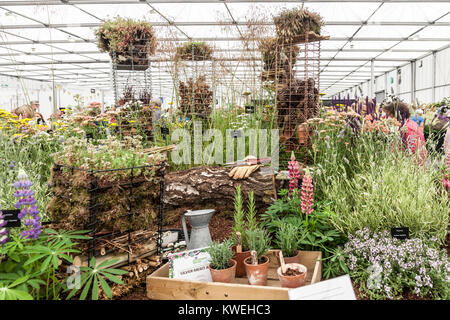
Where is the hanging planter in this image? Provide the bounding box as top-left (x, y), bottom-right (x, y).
top-left (274, 7), bottom-right (324, 44)
top-left (96, 17), bottom-right (156, 68)
top-left (175, 41), bottom-right (213, 61)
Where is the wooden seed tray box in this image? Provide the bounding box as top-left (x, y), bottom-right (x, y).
top-left (146, 250), bottom-right (322, 300)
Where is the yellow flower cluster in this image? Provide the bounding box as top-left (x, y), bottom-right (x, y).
top-left (0, 108), bottom-right (32, 134)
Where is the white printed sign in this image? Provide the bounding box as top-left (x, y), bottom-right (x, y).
top-left (288, 274), bottom-right (356, 300)
top-left (168, 247), bottom-right (212, 282)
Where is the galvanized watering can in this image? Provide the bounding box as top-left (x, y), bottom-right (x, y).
top-left (181, 209), bottom-right (214, 250)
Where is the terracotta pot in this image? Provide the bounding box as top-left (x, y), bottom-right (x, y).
top-left (277, 263), bottom-right (307, 288)
top-left (232, 246), bottom-right (251, 277)
top-left (276, 250), bottom-right (301, 265)
top-left (209, 259), bottom-right (237, 283)
top-left (298, 124), bottom-right (309, 144)
top-left (244, 255), bottom-right (270, 286)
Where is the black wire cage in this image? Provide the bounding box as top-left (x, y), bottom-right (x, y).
top-left (48, 162), bottom-right (166, 267)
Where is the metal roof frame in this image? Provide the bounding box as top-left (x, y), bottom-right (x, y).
top-left (0, 0), bottom-right (448, 97)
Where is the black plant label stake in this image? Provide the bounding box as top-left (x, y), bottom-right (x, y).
top-left (231, 130), bottom-right (241, 139)
top-left (391, 227), bottom-right (409, 240)
top-left (3, 209), bottom-right (21, 228)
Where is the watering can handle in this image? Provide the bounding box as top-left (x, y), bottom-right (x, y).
top-left (181, 213), bottom-right (189, 244)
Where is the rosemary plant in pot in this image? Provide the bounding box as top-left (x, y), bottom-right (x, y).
top-left (207, 239), bottom-right (236, 283)
top-left (243, 228), bottom-right (271, 286)
top-left (275, 221), bottom-right (301, 264)
top-left (232, 187), bottom-right (259, 277)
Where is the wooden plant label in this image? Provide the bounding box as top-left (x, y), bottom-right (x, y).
top-left (251, 250), bottom-right (258, 265)
top-left (279, 251), bottom-right (287, 274)
top-left (235, 232), bottom-right (242, 253)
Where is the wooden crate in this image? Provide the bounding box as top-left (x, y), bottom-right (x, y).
top-left (147, 250), bottom-right (322, 300)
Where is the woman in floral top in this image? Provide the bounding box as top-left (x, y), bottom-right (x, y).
top-left (383, 101), bottom-right (427, 164)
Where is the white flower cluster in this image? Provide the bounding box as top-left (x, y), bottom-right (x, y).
top-left (344, 228), bottom-right (449, 299)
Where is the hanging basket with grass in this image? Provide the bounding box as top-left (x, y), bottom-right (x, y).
top-left (96, 17), bottom-right (156, 67)
top-left (274, 7), bottom-right (324, 44)
top-left (175, 41), bottom-right (213, 61)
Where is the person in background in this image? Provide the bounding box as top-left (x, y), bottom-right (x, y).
top-left (11, 104), bottom-right (34, 119)
top-left (430, 105), bottom-right (449, 153)
top-left (411, 109), bottom-right (425, 128)
top-left (443, 110), bottom-right (450, 156)
top-left (151, 97), bottom-right (162, 120)
top-left (29, 100), bottom-right (46, 124)
top-left (383, 101), bottom-right (427, 164)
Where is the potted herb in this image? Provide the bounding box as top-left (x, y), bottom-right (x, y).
top-left (274, 221), bottom-right (301, 264)
top-left (276, 251), bottom-right (308, 288)
top-left (232, 186), bottom-right (259, 277)
top-left (207, 239), bottom-right (236, 283)
top-left (243, 228), bottom-right (271, 286)
top-left (96, 17), bottom-right (156, 67)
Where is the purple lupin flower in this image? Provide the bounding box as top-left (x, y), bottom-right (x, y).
top-left (13, 169), bottom-right (41, 240)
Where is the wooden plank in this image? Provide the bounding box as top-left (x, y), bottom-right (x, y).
top-left (147, 276), bottom-right (289, 300)
top-left (311, 251), bottom-right (322, 284)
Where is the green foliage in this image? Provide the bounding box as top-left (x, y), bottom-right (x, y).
top-left (274, 222), bottom-right (299, 257)
top-left (175, 41), bottom-right (213, 61)
top-left (0, 228), bottom-right (126, 300)
top-left (246, 228), bottom-right (271, 260)
top-left (309, 117), bottom-right (449, 243)
top-left (233, 185), bottom-right (246, 246)
top-left (246, 191), bottom-right (258, 231)
top-left (0, 275), bottom-right (33, 300)
top-left (96, 17), bottom-right (155, 54)
top-left (233, 187), bottom-right (263, 251)
top-left (261, 194), bottom-right (346, 279)
top-left (66, 257), bottom-right (127, 300)
top-left (0, 132), bottom-right (62, 221)
top-left (0, 229), bottom-right (89, 300)
top-left (207, 239), bottom-right (234, 270)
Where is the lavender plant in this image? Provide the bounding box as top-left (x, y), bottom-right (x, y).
top-left (344, 228), bottom-right (449, 300)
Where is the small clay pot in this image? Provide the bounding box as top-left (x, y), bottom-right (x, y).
top-left (277, 263), bottom-right (307, 288)
top-left (209, 259), bottom-right (237, 284)
top-left (232, 246), bottom-right (251, 277)
top-left (244, 255), bottom-right (270, 286)
top-left (276, 250), bottom-right (301, 265)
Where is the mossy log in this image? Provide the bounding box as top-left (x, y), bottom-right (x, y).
top-left (163, 166), bottom-right (277, 224)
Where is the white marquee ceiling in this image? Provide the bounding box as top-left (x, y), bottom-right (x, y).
top-left (0, 0), bottom-right (449, 97)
